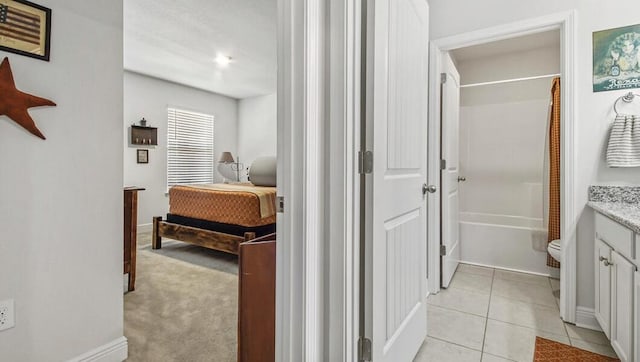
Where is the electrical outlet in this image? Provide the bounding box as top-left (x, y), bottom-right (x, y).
top-left (0, 299), bottom-right (15, 331)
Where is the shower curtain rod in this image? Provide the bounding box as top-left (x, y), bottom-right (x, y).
top-left (460, 73), bottom-right (561, 88)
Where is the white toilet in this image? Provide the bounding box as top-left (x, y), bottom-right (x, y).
top-left (548, 239), bottom-right (561, 262)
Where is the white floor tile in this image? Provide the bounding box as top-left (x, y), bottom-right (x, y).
top-left (457, 264), bottom-right (495, 277)
top-left (483, 319), bottom-right (569, 362)
top-left (449, 272), bottom-right (493, 295)
top-left (481, 353), bottom-right (515, 362)
top-left (428, 287), bottom-right (490, 317)
top-left (494, 270), bottom-right (550, 287)
top-left (413, 337), bottom-right (482, 362)
top-left (565, 324), bottom-right (609, 346)
top-left (427, 305), bottom-right (486, 351)
top-left (491, 278), bottom-right (557, 308)
top-left (488, 295), bottom-right (564, 334)
top-left (570, 338), bottom-right (618, 358)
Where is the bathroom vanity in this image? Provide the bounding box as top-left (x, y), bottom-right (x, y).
top-left (589, 186), bottom-right (640, 362)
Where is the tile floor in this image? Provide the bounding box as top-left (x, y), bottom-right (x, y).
top-left (414, 264), bottom-right (618, 362)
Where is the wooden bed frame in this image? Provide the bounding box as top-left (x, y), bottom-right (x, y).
top-left (152, 216), bottom-right (257, 255)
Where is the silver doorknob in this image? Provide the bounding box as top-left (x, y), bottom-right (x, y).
top-left (423, 184), bottom-right (437, 195)
top-left (458, 176), bottom-right (466, 182)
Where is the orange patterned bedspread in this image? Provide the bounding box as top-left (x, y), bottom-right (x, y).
top-left (169, 184), bottom-right (277, 227)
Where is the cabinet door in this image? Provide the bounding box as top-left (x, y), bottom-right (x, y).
top-left (635, 271), bottom-right (640, 362)
top-left (595, 238), bottom-right (612, 338)
top-left (611, 251), bottom-right (635, 362)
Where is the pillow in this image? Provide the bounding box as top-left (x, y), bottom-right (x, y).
top-left (249, 156), bottom-right (277, 186)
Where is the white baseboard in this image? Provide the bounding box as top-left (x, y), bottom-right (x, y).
top-left (460, 261), bottom-right (556, 278)
top-left (138, 223), bottom-right (152, 233)
top-left (575, 306), bottom-right (602, 332)
top-left (68, 336), bottom-right (128, 362)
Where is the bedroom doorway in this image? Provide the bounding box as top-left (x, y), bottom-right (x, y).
top-left (122, 0), bottom-right (279, 360)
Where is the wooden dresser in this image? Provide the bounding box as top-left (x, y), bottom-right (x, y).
top-left (124, 187), bottom-right (145, 292)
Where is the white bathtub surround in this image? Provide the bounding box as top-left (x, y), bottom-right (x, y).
top-left (460, 212), bottom-right (560, 277)
top-left (454, 41), bottom-right (561, 279)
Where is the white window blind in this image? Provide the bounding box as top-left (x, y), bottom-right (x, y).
top-left (167, 108), bottom-right (215, 188)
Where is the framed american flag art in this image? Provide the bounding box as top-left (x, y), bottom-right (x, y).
top-left (0, 0), bottom-right (51, 61)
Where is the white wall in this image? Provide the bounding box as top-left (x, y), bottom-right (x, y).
top-left (0, 1), bottom-right (124, 360)
top-left (458, 46), bottom-right (560, 219)
top-left (431, 0), bottom-right (640, 310)
top-left (237, 93), bottom-right (277, 180)
top-left (123, 71), bottom-right (238, 225)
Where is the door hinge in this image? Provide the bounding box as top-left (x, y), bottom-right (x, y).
top-left (276, 196), bottom-right (284, 213)
top-left (358, 150), bottom-right (373, 174)
top-left (441, 73), bottom-right (447, 83)
top-left (440, 159), bottom-right (447, 170)
top-left (358, 337), bottom-right (372, 361)
top-left (440, 245), bottom-right (447, 256)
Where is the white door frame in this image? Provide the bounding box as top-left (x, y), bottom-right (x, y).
top-left (326, 0), bottom-right (362, 360)
top-left (276, 0), bottom-right (324, 359)
top-left (277, 0), bottom-right (361, 360)
top-left (427, 11), bottom-right (578, 323)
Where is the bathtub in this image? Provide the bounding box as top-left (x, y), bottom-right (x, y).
top-left (459, 212), bottom-right (556, 276)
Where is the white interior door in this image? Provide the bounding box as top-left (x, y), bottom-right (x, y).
top-left (440, 53), bottom-right (461, 288)
top-left (367, 0), bottom-right (429, 360)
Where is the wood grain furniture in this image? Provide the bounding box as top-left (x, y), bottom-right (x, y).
top-left (593, 211), bottom-right (639, 362)
top-left (152, 216), bottom-right (256, 254)
top-left (124, 187), bottom-right (145, 292)
top-left (152, 184), bottom-right (276, 255)
top-left (238, 233), bottom-right (276, 362)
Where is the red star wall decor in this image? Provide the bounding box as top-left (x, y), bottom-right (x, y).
top-left (0, 57), bottom-right (56, 140)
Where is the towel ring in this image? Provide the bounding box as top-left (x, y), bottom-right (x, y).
top-left (614, 92), bottom-right (640, 115)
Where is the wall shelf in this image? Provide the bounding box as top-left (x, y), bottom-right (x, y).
top-left (130, 125), bottom-right (158, 146)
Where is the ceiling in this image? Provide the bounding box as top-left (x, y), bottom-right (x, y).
top-left (451, 30), bottom-right (560, 62)
top-left (124, 0), bottom-right (277, 99)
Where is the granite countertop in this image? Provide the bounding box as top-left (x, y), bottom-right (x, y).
top-left (588, 185), bottom-right (640, 234)
top-left (587, 201), bottom-right (640, 234)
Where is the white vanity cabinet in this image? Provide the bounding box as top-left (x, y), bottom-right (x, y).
top-left (594, 212), bottom-right (637, 362)
top-left (611, 250), bottom-right (635, 362)
top-left (635, 270), bottom-right (640, 362)
top-left (595, 238), bottom-right (612, 338)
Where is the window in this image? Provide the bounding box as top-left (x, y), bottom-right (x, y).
top-left (167, 108), bottom-right (215, 188)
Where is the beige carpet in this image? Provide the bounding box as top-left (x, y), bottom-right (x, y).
top-left (124, 232), bottom-right (238, 362)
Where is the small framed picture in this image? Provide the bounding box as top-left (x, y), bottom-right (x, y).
top-left (137, 149), bottom-right (148, 164)
top-left (0, 0), bottom-right (52, 61)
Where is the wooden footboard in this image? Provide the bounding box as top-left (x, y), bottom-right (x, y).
top-left (152, 216), bottom-right (255, 255)
top-left (238, 236), bottom-right (276, 362)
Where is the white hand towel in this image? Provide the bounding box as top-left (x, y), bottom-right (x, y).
top-left (606, 114), bottom-right (640, 167)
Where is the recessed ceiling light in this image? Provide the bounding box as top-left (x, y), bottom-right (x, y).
top-left (214, 55), bottom-right (232, 66)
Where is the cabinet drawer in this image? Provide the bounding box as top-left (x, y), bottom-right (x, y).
top-left (596, 213), bottom-right (634, 260)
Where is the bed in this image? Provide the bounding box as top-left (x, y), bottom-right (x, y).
top-left (152, 183), bottom-right (277, 255)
